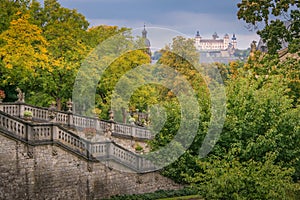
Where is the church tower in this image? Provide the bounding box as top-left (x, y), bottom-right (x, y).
top-left (195, 31), bottom-right (202, 50)
top-left (142, 24), bottom-right (151, 56)
top-left (232, 33), bottom-right (237, 49)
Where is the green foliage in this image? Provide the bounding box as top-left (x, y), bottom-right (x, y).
top-left (156, 35), bottom-right (300, 198)
top-left (277, 57), bottom-right (300, 105)
top-left (237, 0), bottom-right (300, 54)
top-left (85, 25), bottom-right (129, 49)
top-left (160, 151), bottom-right (201, 184)
top-left (35, 0), bottom-right (90, 110)
top-left (158, 195), bottom-right (202, 200)
top-left (0, 0), bottom-right (136, 111)
top-left (185, 153), bottom-right (300, 199)
top-left (134, 143), bottom-right (143, 151)
top-left (143, 36), bottom-right (215, 182)
top-left (1, 2), bottom-right (300, 198)
top-left (96, 49), bottom-right (151, 119)
top-left (217, 73), bottom-right (300, 172)
top-left (104, 188), bottom-right (198, 200)
top-left (0, 13), bottom-right (49, 91)
top-left (245, 51), bottom-right (299, 106)
top-left (23, 110), bottom-right (32, 117)
top-left (0, 0), bottom-right (29, 34)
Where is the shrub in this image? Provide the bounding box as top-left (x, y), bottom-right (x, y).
top-left (23, 111), bottom-right (33, 117)
top-left (185, 153), bottom-right (300, 199)
top-left (104, 187), bottom-right (198, 200)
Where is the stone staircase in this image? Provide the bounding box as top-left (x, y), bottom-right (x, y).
top-left (0, 102), bottom-right (157, 173)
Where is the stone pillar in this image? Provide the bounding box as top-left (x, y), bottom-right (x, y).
top-left (110, 122), bottom-right (114, 135)
top-left (19, 103), bottom-right (25, 118)
top-left (52, 124), bottom-right (58, 141)
top-left (86, 140), bottom-right (92, 160)
top-left (94, 118), bottom-right (100, 132)
top-left (136, 156), bottom-right (141, 171)
top-left (25, 123), bottom-right (34, 141)
top-left (131, 126), bottom-right (136, 138)
top-left (67, 112), bottom-right (73, 127)
top-left (106, 142), bottom-right (111, 159)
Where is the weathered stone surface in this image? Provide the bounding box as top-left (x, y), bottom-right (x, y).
top-left (0, 132), bottom-right (180, 199)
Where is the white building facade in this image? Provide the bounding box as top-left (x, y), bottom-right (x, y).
top-left (195, 31), bottom-right (237, 50)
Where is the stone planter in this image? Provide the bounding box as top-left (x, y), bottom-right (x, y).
top-left (23, 111), bottom-right (33, 121)
top-left (134, 143), bottom-right (144, 154)
top-left (24, 116), bottom-right (32, 121)
top-left (135, 149), bottom-right (144, 154)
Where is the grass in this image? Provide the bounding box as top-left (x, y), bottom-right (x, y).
top-left (158, 195), bottom-right (203, 200)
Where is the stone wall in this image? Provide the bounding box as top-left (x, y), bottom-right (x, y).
top-left (0, 132), bottom-right (180, 200)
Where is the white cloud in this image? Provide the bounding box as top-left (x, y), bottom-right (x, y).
top-left (88, 18), bottom-right (144, 28)
top-left (88, 10), bottom-right (259, 50)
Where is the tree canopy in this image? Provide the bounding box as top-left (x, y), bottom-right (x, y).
top-left (0, 0), bottom-right (300, 198)
top-left (237, 0), bottom-right (300, 54)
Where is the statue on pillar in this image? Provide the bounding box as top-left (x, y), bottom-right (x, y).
top-left (16, 87), bottom-right (25, 103)
top-left (251, 40), bottom-right (257, 52)
top-left (249, 40), bottom-right (257, 58)
top-left (66, 98), bottom-right (73, 112)
top-left (48, 102), bottom-right (57, 120)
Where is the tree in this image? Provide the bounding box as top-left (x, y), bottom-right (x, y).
top-left (185, 152), bottom-right (300, 199)
top-left (0, 0), bottom-right (30, 34)
top-left (96, 48), bottom-right (151, 119)
top-left (244, 50), bottom-right (300, 106)
top-left (85, 25), bottom-right (129, 49)
top-left (157, 36), bottom-right (212, 153)
top-left (22, 0), bottom-right (90, 110)
top-left (212, 70), bottom-right (300, 179)
top-left (0, 13), bottom-right (49, 92)
top-left (237, 0), bottom-right (300, 54)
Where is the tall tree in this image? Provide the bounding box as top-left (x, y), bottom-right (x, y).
top-left (26, 0), bottom-right (90, 110)
top-left (0, 13), bottom-right (49, 92)
top-left (147, 36), bottom-right (215, 183)
top-left (85, 25), bottom-right (129, 49)
top-left (237, 0), bottom-right (300, 54)
top-left (0, 0), bottom-right (30, 34)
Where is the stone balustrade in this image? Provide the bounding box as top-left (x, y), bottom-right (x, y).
top-left (0, 111), bottom-right (26, 140)
top-left (0, 103), bottom-right (153, 140)
top-left (1, 104), bottom-right (20, 116)
top-left (0, 110), bottom-right (157, 173)
top-left (24, 105), bottom-right (49, 120)
top-left (113, 123), bottom-right (153, 140)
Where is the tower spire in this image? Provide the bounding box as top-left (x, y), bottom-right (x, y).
top-left (142, 23), bottom-right (147, 38)
top-left (141, 24), bottom-right (151, 56)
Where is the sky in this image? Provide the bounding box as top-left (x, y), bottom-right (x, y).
top-left (38, 0), bottom-right (260, 49)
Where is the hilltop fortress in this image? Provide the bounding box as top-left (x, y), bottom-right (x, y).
top-left (195, 31), bottom-right (237, 51)
top-left (194, 31), bottom-right (241, 63)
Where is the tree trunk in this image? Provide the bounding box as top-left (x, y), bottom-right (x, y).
top-left (56, 98), bottom-right (62, 111)
top-left (121, 107), bottom-right (127, 124)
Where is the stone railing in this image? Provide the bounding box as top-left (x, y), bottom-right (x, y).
top-left (113, 123), bottom-right (153, 140)
top-left (0, 103), bottom-right (153, 140)
top-left (0, 110), bottom-right (157, 173)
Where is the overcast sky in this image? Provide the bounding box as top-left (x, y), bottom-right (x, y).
top-left (38, 0), bottom-right (259, 49)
